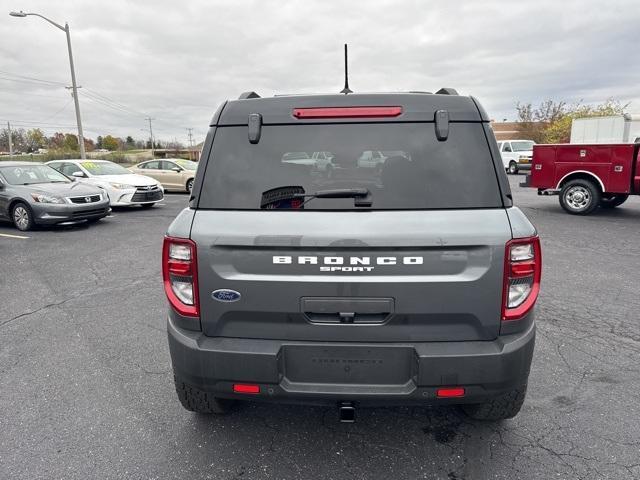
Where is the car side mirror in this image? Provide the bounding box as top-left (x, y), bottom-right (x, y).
top-left (72, 171), bottom-right (85, 178)
top-left (171, 167), bottom-right (182, 172)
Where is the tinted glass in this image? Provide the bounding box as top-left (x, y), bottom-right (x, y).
top-left (199, 123), bottom-right (502, 210)
top-left (0, 165), bottom-right (70, 185)
top-left (142, 161), bottom-right (160, 170)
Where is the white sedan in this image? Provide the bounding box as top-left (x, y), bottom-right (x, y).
top-left (46, 159), bottom-right (164, 207)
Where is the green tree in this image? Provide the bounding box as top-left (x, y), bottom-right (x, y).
top-left (25, 128), bottom-right (47, 152)
top-left (63, 133), bottom-right (79, 151)
top-left (102, 135), bottom-right (119, 151)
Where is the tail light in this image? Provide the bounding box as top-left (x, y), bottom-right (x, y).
top-left (162, 236), bottom-right (199, 317)
top-left (502, 236), bottom-right (541, 321)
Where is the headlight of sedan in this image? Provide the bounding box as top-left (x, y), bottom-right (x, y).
top-left (108, 182), bottom-right (133, 190)
top-left (31, 193), bottom-right (63, 204)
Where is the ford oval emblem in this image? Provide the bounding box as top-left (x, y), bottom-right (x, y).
top-left (211, 289), bottom-right (241, 302)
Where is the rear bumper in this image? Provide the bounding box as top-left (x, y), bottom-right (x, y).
top-left (168, 316), bottom-right (535, 406)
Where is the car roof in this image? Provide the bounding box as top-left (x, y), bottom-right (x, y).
top-left (0, 161), bottom-right (45, 167)
top-left (213, 92), bottom-right (489, 126)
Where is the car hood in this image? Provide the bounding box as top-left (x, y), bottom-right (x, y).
top-left (88, 173), bottom-right (159, 187)
top-left (20, 181), bottom-right (104, 196)
top-left (514, 150), bottom-right (534, 156)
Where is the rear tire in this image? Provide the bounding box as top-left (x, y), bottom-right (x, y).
top-left (599, 194), bottom-right (628, 209)
top-left (173, 375), bottom-right (235, 414)
top-left (12, 202), bottom-right (35, 231)
top-left (141, 203), bottom-right (155, 209)
top-left (559, 179), bottom-right (601, 215)
top-left (462, 385), bottom-right (527, 421)
top-left (507, 161), bottom-right (518, 175)
top-left (186, 178), bottom-right (194, 193)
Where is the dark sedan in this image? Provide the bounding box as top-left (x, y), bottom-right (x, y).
top-left (0, 162), bottom-right (111, 231)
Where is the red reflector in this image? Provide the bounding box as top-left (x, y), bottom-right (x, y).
top-left (510, 261), bottom-right (535, 276)
top-left (436, 387), bottom-right (465, 398)
top-left (167, 259), bottom-right (192, 276)
top-left (293, 106), bottom-right (402, 119)
top-left (233, 384), bottom-right (260, 394)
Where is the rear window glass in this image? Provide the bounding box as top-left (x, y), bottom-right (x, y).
top-left (199, 123), bottom-right (502, 210)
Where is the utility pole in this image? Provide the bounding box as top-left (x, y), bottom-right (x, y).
top-left (10, 12), bottom-right (87, 159)
top-left (7, 121), bottom-right (13, 156)
top-left (146, 117), bottom-right (155, 157)
top-left (187, 128), bottom-right (194, 160)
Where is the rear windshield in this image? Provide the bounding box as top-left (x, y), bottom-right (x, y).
top-left (199, 123), bottom-right (502, 210)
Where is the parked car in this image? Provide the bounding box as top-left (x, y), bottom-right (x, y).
top-left (0, 161), bottom-right (110, 231)
top-left (129, 159), bottom-right (197, 193)
top-left (497, 140), bottom-right (535, 174)
top-left (46, 159), bottom-right (163, 207)
top-left (164, 89), bottom-right (540, 422)
top-left (522, 142), bottom-right (640, 214)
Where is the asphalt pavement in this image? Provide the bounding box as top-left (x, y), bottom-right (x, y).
top-left (1, 181), bottom-right (639, 480)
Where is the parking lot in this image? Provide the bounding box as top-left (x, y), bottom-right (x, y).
top-left (1, 178), bottom-right (639, 480)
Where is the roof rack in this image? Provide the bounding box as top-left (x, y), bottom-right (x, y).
top-left (238, 91), bottom-right (260, 99)
top-left (435, 88), bottom-right (459, 95)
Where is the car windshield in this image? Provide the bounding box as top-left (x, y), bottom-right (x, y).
top-left (174, 159), bottom-right (198, 170)
top-left (199, 123), bottom-right (503, 210)
top-left (81, 161), bottom-right (130, 175)
top-left (0, 165), bottom-right (71, 185)
top-left (511, 141), bottom-right (535, 152)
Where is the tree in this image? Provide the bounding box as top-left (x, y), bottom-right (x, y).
top-left (0, 127), bottom-right (26, 153)
top-left (25, 128), bottom-right (47, 152)
top-left (63, 133), bottom-right (79, 151)
top-left (125, 136), bottom-right (135, 149)
top-left (96, 136), bottom-right (103, 149)
top-left (516, 98), bottom-right (628, 144)
top-left (102, 135), bottom-right (119, 151)
top-left (50, 132), bottom-right (66, 149)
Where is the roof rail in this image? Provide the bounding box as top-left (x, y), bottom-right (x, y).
top-left (238, 91), bottom-right (261, 99)
top-left (435, 88), bottom-right (458, 95)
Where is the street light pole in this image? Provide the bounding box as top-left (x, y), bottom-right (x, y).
top-left (9, 11), bottom-right (86, 159)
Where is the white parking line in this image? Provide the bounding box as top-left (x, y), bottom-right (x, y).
top-left (0, 232), bottom-right (29, 239)
top-left (106, 215), bottom-right (115, 218)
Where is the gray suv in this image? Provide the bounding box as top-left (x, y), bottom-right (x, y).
top-left (164, 90), bottom-right (541, 422)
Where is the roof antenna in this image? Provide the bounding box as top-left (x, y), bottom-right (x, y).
top-left (340, 43), bottom-right (352, 94)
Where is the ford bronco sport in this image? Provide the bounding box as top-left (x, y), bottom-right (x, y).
top-left (164, 89), bottom-right (540, 421)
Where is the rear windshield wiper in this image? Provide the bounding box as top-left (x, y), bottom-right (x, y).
top-left (260, 186), bottom-right (372, 208)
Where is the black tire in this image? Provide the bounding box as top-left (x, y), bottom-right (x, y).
top-left (186, 178), bottom-right (194, 193)
top-left (173, 375), bottom-right (235, 414)
top-left (599, 194), bottom-right (628, 209)
top-left (12, 202), bottom-right (35, 231)
top-left (141, 203), bottom-right (156, 209)
top-left (559, 178), bottom-right (601, 215)
top-left (507, 161), bottom-right (518, 175)
top-left (462, 385), bottom-right (527, 421)
top-left (86, 217), bottom-right (102, 224)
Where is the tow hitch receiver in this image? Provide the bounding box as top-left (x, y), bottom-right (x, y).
top-left (338, 401), bottom-right (356, 423)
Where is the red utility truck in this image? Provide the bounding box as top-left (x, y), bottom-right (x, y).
top-left (522, 143), bottom-right (640, 214)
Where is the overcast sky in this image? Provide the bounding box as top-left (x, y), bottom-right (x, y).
top-left (1, 0), bottom-right (639, 145)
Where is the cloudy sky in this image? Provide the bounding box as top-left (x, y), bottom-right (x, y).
top-left (1, 0), bottom-right (639, 145)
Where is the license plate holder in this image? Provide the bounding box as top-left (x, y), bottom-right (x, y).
top-left (283, 345), bottom-right (415, 385)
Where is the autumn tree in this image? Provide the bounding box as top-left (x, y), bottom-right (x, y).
top-left (102, 135), bottom-right (119, 151)
top-left (516, 98), bottom-right (628, 144)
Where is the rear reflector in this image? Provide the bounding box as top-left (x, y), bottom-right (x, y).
top-left (233, 384), bottom-right (260, 394)
top-left (436, 387), bottom-right (465, 398)
top-left (293, 106), bottom-right (402, 119)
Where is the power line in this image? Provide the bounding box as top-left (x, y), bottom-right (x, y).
top-left (0, 69), bottom-right (67, 86)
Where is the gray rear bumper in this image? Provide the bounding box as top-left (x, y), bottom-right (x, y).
top-left (168, 316), bottom-right (535, 405)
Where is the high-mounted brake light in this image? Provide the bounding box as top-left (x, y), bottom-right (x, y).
top-left (502, 236), bottom-right (542, 321)
top-left (162, 236), bottom-right (199, 317)
top-left (292, 106), bottom-right (402, 119)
